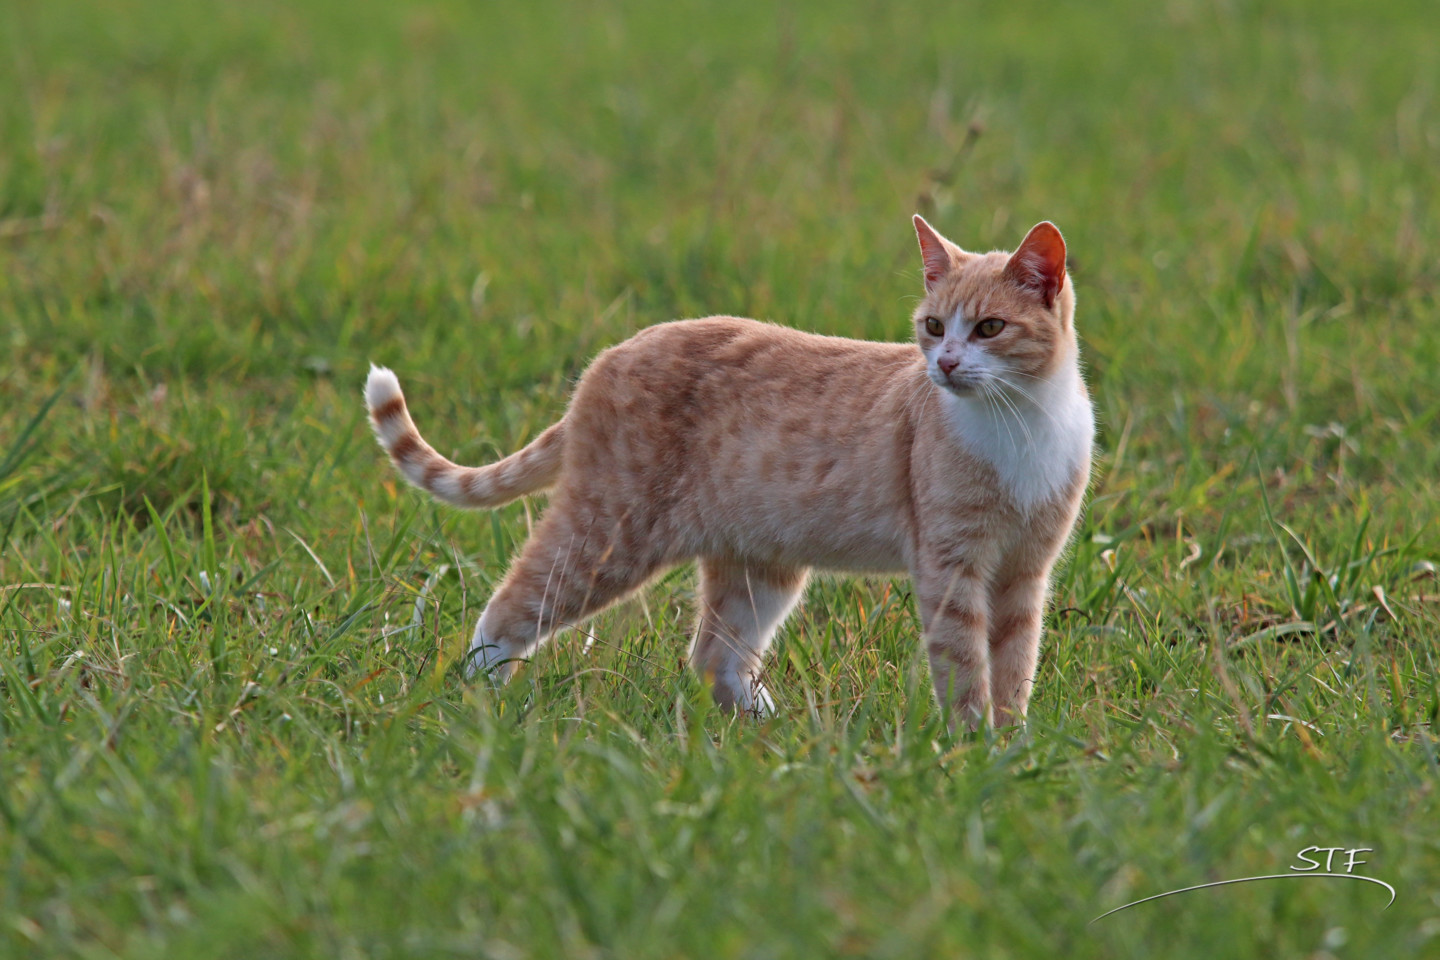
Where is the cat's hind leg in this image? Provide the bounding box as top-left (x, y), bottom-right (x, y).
top-left (466, 513), bottom-right (660, 680)
top-left (690, 558), bottom-right (808, 716)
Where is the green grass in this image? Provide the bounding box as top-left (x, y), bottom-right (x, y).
top-left (3, 0), bottom-right (1439, 956)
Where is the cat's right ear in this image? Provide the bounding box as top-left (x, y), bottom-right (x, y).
top-left (1004, 221), bottom-right (1067, 309)
top-left (913, 215), bottom-right (960, 292)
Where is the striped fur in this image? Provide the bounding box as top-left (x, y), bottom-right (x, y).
top-left (364, 366), bottom-right (564, 508)
top-left (364, 217), bottom-right (1094, 729)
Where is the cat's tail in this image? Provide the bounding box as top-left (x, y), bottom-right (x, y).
top-left (364, 365), bottom-right (565, 508)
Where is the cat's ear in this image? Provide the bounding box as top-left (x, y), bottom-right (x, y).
top-left (913, 215), bottom-right (963, 292)
top-left (1004, 221), bottom-right (1067, 309)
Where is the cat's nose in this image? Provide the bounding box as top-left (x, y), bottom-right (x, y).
top-left (937, 356), bottom-right (960, 375)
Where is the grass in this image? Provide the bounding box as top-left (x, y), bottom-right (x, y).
top-left (3, 0), bottom-right (1439, 956)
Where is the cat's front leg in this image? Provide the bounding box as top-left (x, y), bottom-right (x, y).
top-left (987, 573), bottom-right (1049, 727)
top-left (912, 562), bottom-right (992, 729)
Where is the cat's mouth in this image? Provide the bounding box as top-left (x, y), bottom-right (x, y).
top-left (931, 371), bottom-right (981, 396)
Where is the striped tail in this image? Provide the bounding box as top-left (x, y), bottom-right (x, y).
top-left (364, 365), bottom-right (565, 508)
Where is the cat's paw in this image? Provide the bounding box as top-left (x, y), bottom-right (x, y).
top-left (742, 682), bottom-right (776, 719)
top-left (463, 638), bottom-right (523, 682)
top-left (725, 675), bottom-right (775, 719)
top-left (709, 671), bottom-right (776, 718)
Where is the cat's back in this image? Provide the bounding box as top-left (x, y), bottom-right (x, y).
top-left (589, 316), bottom-right (918, 399)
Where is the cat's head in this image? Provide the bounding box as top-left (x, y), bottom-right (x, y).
top-left (911, 216), bottom-right (1076, 398)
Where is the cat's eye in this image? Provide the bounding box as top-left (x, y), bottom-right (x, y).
top-left (924, 317), bottom-right (944, 337)
top-left (975, 318), bottom-right (1006, 338)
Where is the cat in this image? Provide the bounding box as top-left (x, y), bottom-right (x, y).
top-left (365, 216), bottom-right (1094, 728)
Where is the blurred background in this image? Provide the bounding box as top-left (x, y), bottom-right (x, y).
top-left (5, 0), bottom-right (1438, 526)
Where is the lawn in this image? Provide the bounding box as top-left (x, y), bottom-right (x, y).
top-left (2, 0), bottom-right (1438, 956)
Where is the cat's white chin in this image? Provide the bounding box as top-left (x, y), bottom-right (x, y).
top-left (930, 373), bottom-right (979, 397)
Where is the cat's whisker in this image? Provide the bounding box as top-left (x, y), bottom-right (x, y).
top-left (993, 370), bottom-right (1081, 431)
top-left (993, 383), bottom-right (1032, 450)
top-left (910, 381), bottom-right (934, 421)
top-left (993, 372), bottom-right (1048, 398)
top-left (996, 385), bottom-right (1036, 446)
top-left (901, 376), bottom-right (932, 424)
top-left (901, 380), bottom-right (921, 417)
top-left (992, 375), bottom-right (1068, 433)
top-left (979, 381), bottom-right (1023, 459)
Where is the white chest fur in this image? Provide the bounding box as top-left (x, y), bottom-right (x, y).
top-left (942, 363), bottom-right (1094, 511)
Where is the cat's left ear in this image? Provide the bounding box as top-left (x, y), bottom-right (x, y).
top-left (1004, 221), bottom-right (1067, 309)
top-left (913, 215), bottom-right (964, 293)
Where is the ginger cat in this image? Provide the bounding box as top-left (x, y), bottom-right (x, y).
top-left (366, 216), bottom-right (1094, 728)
